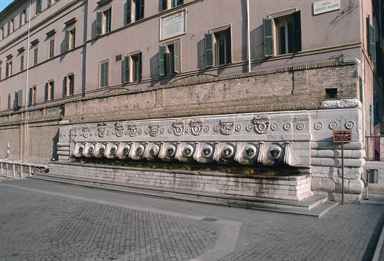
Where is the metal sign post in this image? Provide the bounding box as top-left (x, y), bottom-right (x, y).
top-left (333, 130), bottom-right (352, 205)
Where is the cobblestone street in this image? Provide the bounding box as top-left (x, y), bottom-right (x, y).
top-left (0, 178), bottom-right (383, 261)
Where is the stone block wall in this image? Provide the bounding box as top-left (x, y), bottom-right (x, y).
top-left (49, 162), bottom-right (313, 201)
top-left (0, 106), bottom-right (62, 164)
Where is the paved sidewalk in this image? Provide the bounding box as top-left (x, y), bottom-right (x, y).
top-left (0, 178), bottom-right (383, 261)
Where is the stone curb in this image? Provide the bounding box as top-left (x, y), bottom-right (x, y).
top-left (372, 221), bottom-right (384, 261)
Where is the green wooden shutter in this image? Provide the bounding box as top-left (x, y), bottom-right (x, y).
top-left (64, 30), bottom-right (69, 51)
top-left (96, 12), bottom-right (102, 36)
top-left (28, 88), bottom-right (32, 105)
top-left (126, 0), bottom-right (131, 24)
top-left (263, 18), bottom-right (274, 57)
top-left (14, 92), bottom-right (18, 108)
top-left (205, 33), bottom-right (214, 68)
top-left (19, 11), bottom-right (22, 27)
top-left (159, 45), bottom-right (166, 76)
top-left (70, 75), bottom-right (74, 95)
top-left (63, 76), bottom-right (67, 97)
top-left (50, 82), bottom-right (54, 100)
top-left (173, 40), bottom-right (180, 73)
top-left (101, 62), bottom-right (108, 87)
top-left (17, 89), bottom-right (23, 107)
top-left (369, 25), bottom-right (376, 62)
top-left (226, 27), bottom-right (232, 64)
top-left (138, 52), bottom-right (142, 81)
top-left (292, 11), bottom-right (302, 53)
top-left (44, 83), bottom-right (48, 101)
top-left (124, 56), bottom-right (130, 83)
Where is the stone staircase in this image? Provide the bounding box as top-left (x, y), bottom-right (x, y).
top-left (28, 172), bottom-right (339, 218)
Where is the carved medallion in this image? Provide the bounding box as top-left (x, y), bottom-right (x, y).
top-left (270, 123), bottom-right (278, 131)
top-left (252, 115), bottom-right (270, 134)
top-left (146, 124), bottom-right (161, 137)
top-left (314, 122), bottom-right (322, 130)
top-left (81, 126), bottom-right (90, 138)
top-left (217, 120), bottom-right (235, 135)
top-left (329, 121), bottom-right (338, 130)
top-left (172, 120), bottom-right (186, 136)
top-left (113, 122), bottom-right (125, 137)
top-left (190, 119), bottom-right (204, 136)
top-left (296, 122), bottom-right (305, 130)
top-left (97, 123), bottom-right (109, 138)
top-left (345, 121), bottom-right (355, 129)
top-left (283, 122), bottom-right (291, 131)
top-left (126, 122), bottom-right (141, 137)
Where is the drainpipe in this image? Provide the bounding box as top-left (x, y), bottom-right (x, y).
top-left (25, 0), bottom-right (31, 110)
top-left (246, 0), bottom-right (251, 73)
top-left (22, 0), bottom-right (32, 163)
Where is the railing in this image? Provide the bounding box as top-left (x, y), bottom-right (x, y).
top-left (365, 136), bottom-right (384, 161)
top-left (0, 160), bottom-right (48, 179)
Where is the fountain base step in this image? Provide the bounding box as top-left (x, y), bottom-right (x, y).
top-left (30, 162), bottom-right (338, 217)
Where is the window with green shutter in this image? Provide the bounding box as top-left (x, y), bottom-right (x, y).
top-left (205, 27), bottom-right (231, 68)
top-left (159, 40), bottom-right (180, 76)
top-left (100, 61), bottom-right (109, 87)
top-left (263, 10), bottom-right (302, 57)
top-left (369, 24), bottom-right (376, 63)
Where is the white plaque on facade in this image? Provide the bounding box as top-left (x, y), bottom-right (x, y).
top-left (313, 0), bottom-right (340, 15)
top-left (160, 10), bottom-right (186, 40)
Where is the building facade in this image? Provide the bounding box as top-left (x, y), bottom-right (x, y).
top-left (0, 0), bottom-right (383, 202)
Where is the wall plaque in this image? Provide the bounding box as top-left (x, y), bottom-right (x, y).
top-left (333, 130), bottom-right (352, 143)
top-left (313, 0), bottom-right (340, 15)
top-left (160, 10), bottom-right (186, 40)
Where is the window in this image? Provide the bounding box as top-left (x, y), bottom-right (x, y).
top-left (5, 60), bottom-right (12, 78)
top-left (205, 27), bottom-right (231, 68)
top-left (14, 90), bottom-right (23, 108)
top-left (33, 46), bottom-right (38, 65)
top-left (49, 38), bottom-right (55, 58)
top-left (126, 0), bottom-right (144, 24)
top-left (29, 85), bottom-right (37, 105)
top-left (8, 19), bottom-right (14, 35)
top-left (367, 17), bottom-right (376, 63)
top-left (123, 52), bottom-right (142, 83)
top-left (263, 10), bottom-right (301, 57)
top-left (162, 0), bottom-right (183, 10)
top-left (47, 0), bottom-right (53, 7)
top-left (96, 8), bottom-right (112, 36)
top-left (100, 61), bottom-right (109, 87)
top-left (63, 74), bottom-right (74, 97)
top-left (0, 27), bottom-right (3, 40)
top-left (65, 28), bottom-right (76, 51)
top-left (159, 40), bottom-right (180, 76)
top-left (20, 10), bottom-right (27, 27)
top-left (45, 81), bottom-right (54, 101)
top-left (7, 94), bottom-right (11, 109)
top-left (20, 53), bottom-right (24, 71)
top-left (36, 0), bottom-right (42, 14)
